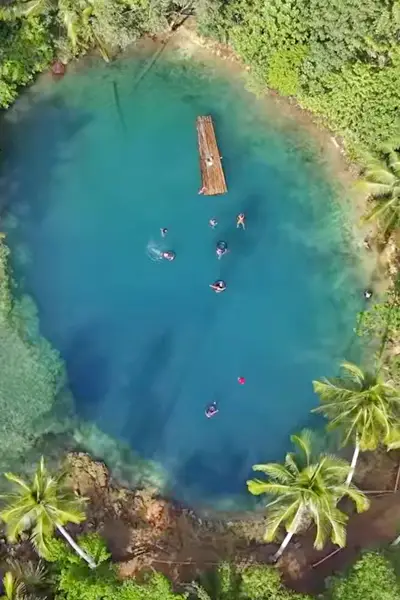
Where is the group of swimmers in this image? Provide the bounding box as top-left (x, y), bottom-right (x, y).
top-left (156, 213), bottom-right (246, 418)
top-left (208, 213), bottom-right (246, 293)
top-left (157, 213), bottom-right (246, 296)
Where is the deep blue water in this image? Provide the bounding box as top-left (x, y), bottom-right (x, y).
top-left (0, 51), bottom-right (366, 509)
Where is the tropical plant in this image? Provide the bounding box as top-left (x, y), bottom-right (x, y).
top-left (361, 146), bottom-right (400, 237)
top-left (7, 560), bottom-right (48, 599)
top-left (326, 551), bottom-right (400, 600)
top-left (189, 563), bottom-right (310, 600)
top-left (0, 457), bottom-right (96, 568)
top-left (247, 429), bottom-right (369, 560)
top-left (313, 361), bottom-right (400, 485)
top-left (1, 572), bottom-right (26, 600)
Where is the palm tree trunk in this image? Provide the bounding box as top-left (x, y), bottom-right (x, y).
top-left (273, 507), bottom-right (304, 561)
top-left (56, 524), bottom-right (96, 568)
top-left (345, 439), bottom-right (360, 486)
top-left (392, 533), bottom-right (400, 546)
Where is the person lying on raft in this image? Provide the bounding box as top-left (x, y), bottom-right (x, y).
top-left (236, 213), bottom-right (246, 229)
top-left (216, 240), bottom-right (228, 260)
top-left (162, 251), bottom-right (176, 261)
top-left (205, 402), bottom-right (219, 418)
top-left (209, 280), bottom-right (226, 293)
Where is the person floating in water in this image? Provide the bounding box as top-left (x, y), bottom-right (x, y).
top-left (364, 288), bottom-right (373, 299)
top-left (162, 251), bottom-right (176, 262)
top-left (216, 240), bottom-right (228, 260)
top-left (205, 402), bottom-right (219, 418)
top-left (160, 228), bottom-right (168, 238)
top-left (237, 213), bottom-right (246, 229)
top-left (209, 218), bottom-right (218, 229)
top-left (210, 280), bottom-right (226, 293)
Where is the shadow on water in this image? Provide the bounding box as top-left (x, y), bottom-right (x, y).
top-left (64, 323), bottom-right (111, 410)
top-left (0, 89), bottom-right (92, 223)
top-left (121, 330), bottom-right (177, 455)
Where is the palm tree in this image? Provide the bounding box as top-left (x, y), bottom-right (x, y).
top-left (0, 562), bottom-right (47, 600)
top-left (0, 457), bottom-right (96, 569)
top-left (247, 429), bottom-right (369, 561)
top-left (361, 146), bottom-right (400, 237)
top-left (1, 572), bottom-right (26, 600)
top-left (0, 0), bottom-right (105, 58)
top-left (313, 361), bottom-right (400, 486)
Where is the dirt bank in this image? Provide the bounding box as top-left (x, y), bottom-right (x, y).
top-left (67, 450), bottom-right (400, 594)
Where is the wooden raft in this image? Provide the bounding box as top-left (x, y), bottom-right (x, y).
top-left (196, 115), bottom-right (227, 196)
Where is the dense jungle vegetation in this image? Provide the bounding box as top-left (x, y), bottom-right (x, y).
top-left (1, 0), bottom-right (400, 598)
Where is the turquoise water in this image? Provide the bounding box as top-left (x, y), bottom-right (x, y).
top-left (1, 51), bottom-right (365, 508)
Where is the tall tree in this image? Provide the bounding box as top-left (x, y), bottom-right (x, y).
top-left (313, 361), bottom-right (400, 485)
top-left (361, 146), bottom-right (400, 238)
top-left (0, 457), bottom-right (96, 568)
top-left (247, 430), bottom-right (369, 561)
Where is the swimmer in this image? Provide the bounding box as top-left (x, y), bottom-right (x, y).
top-left (206, 155), bottom-right (214, 167)
top-left (205, 402), bottom-right (219, 418)
top-left (216, 240), bottom-right (228, 260)
top-left (160, 228), bottom-right (168, 238)
top-left (162, 251), bottom-right (176, 261)
top-left (364, 288), bottom-right (373, 300)
top-left (238, 376), bottom-right (246, 385)
top-left (198, 186), bottom-right (206, 195)
top-left (210, 280), bottom-right (226, 293)
top-left (237, 213), bottom-right (246, 229)
top-left (209, 218), bottom-right (218, 229)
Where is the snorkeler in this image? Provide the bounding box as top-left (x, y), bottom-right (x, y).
top-left (160, 228), bottom-right (168, 238)
top-left (364, 288), bottom-right (373, 300)
top-left (236, 213), bottom-right (246, 229)
top-left (216, 240), bottom-right (228, 260)
top-left (205, 402), bottom-right (219, 418)
top-left (209, 218), bottom-right (218, 229)
top-left (210, 280), bottom-right (227, 293)
top-left (162, 251), bottom-right (176, 262)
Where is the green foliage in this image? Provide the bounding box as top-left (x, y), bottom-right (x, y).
top-left (247, 429), bottom-right (369, 552)
top-left (240, 565), bottom-right (309, 600)
top-left (326, 551), bottom-right (400, 600)
top-left (313, 361), bottom-right (400, 451)
top-left (0, 458), bottom-right (90, 561)
top-left (359, 145), bottom-right (400, 235)
top-left (191, 563), bottom-right (310, 600)
top-left (48, 536), bottom-right (185, 600)
top-left (268, 46), bottom-right (308, 96)
top-left (0, 17), bottom-right (52, 107)
top-left (47, 533), bottom-right (111, 566)
top-left (199, 0), bottom-right (400, 151)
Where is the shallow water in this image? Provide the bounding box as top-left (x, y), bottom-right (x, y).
top-left (1, 50), bottom-right (366, 508)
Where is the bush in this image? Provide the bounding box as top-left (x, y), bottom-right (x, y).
top-left (325, 552), bottom-right (400, 600)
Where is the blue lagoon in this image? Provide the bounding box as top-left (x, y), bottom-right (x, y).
top-left (0, 49), bottom-right (366, 508)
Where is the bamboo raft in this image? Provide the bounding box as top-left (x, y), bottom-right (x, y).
top-left (196, 116), bottom-right (227, 196)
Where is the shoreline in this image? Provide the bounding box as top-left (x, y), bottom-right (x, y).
top-left (66, 450), bottom-right (400, 594)
top-left (0, 22), bottom-right (399, 593)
